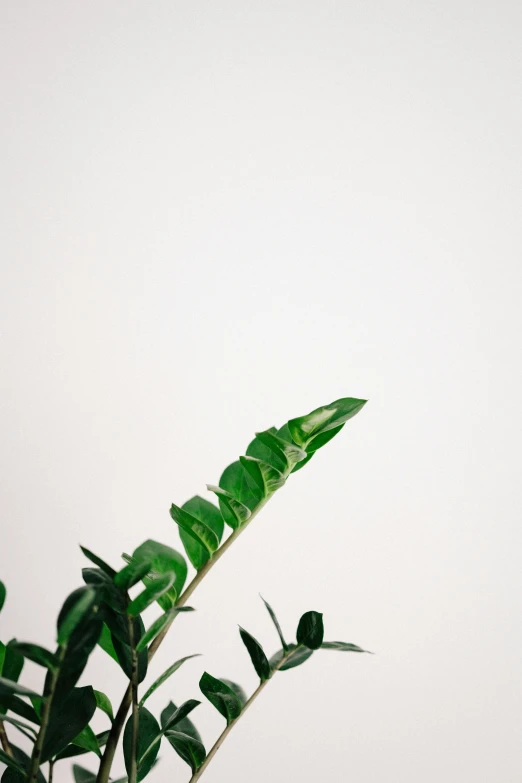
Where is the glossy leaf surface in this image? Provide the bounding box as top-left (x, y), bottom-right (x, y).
top-left (270, 644), bottom-right (314, 671)
top-left (127, 572), bottom-right (176, 617)
top-left (123, 706), bottom-right (161, 783)
top-left (261, 596), bottom-right (288, 651)
top-left (296, 611), bottom-right (324, 650)
top-left (199, 673), bottom-right (242, 725)
top-left (41, 685), bottom-right (97, 762)
top-left (170, 504), bottom-right (219, 556)
top-left (288, 397), bottom-right (367, 448)
top-left (179, 496), bottom-right (224, 570)
top-left (206, 485), bottom-right (251, 529)
top-left (239, 627), bottom-right (271, 681)
top-left (164, 730), bottom-right (206, 774)
top-left (132, 540), bottom-right (187, 609)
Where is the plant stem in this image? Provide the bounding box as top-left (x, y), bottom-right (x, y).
top-left (0, 720), bottom-right (13, 757)
top-left (27, 645), bottom-right (66, 783)
top-left (48, 760), bottom-right (54, 783)
top-left (127, 617), bottom-right (139, 783)
top-left (188, 647), bottom-right (298, 783)
top-left (96, 491), bottom-right (277, 783)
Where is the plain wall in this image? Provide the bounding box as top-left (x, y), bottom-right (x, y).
top-left (1, 2), bottom-right (521, 782)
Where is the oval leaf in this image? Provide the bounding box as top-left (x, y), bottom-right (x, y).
top-left (269, 644), bottom-right (314, 671)
top-left (217, 460), bottom-right (263, 527)
top-left (205, 485), bottom-right (251, 529)
top-left (199, 673), bottom-right (242, 725)
top-left (114, 559), bottom-right (154, 591)
top-left (239, 456), bottom-right (286, 496)
top-left (72, 724), bottom-right (101, 757)
top-left (94, 690), bottom-right (114, 722)
top-left (219, 679), bottom-right (247, 707)
top-left (170, 504), bottom-right (219, 556)
top-left (254, 429), bottom-right (306, 470)
top-left (161, 701), bottom-right (201, 742)
top-left (123, 706), bottom-right (160, 783)
top-left (238, 627), bottom-right (271, 681)
top-left (179, 496), bottom-right (224, 570)
top-left (164, 730), bottom-right (206, 774)
top-left (132, 540), bottom-right (188, 608)
top-left (296, 611), bottom-right (324, 650)
top-left (57, 587), bottom-right (97, 645)
top-left (41, 685), bottom-right (97, 762)
top-left (288, 397), bottom-right (367, 448)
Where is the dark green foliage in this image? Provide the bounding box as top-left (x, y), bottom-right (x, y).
top-left (288, 397), bottom-right (367, 448)
top-left (0, 582), bottom-right (5, 615)
top-left (219, 679), bottom-right (247, 706)
top-left (9, 643), bottom-right (57, 670)
top-left (1, 745), bottom-right (46, 783)
top-left (199, 673), bottom-right (242, 725)
top-left (164, 730), bottom-right (206, 773)
top-left (321, 641), bottom-right (371, 653)
top-left (127, 573), bottom-right (176, 617)
top-left (238, 627), bottom-right (271, 681)
top-left (79, 548), bottom-right (116, 579)
top-left (123, 707), bottom-right (161, 782)
top-left (132, 540), bottom-right (187, 608)
top-left (296, 611), bottom-right (324, 650)
top-left (114, 560), bottom-right (154, 591)
top-left (270, 645), bottom-right (314, 671)
top-left (55, 730), bottom-right (110, 761)
top-left (261, 596), bottom-right (288, 651)
top-left (41, 686), bottom-right (97, 762)
top-left (161, 702), bottom-right (201, 742)
top-left (0, 642), bottom-right (25, 714)
top-left (93, 690), bottom-right (114, 722)
top-left (72, 766), bottom-right (96, 783)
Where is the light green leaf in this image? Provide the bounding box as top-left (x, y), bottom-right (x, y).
top-left (57, 587), bottom-right (97, 645)
top-left (179, 496), bottom-right (224, 570)
top-left (239, 456), bottom-right (286, 496)
top-left (72, 723), bottom-right (101, 757)
top-left (79, 547), bottom-right (116, 578)
top-left (136, 607), bottom-right (194, 653)
top-left (139, 655), bottom-right (200, 708)
top-left (205, 485), bottom-right (251, 529)
top-left (254, 429), bottom-right (307, 470)
top-left (170, 504), bottom-right (219, 556)
top-left (296, 611), bottom-right (324, 650)
top-left (114, 559), bottom-right (154, 591)
top-left (217, 460), bottom-right (263, 527)
top-left (94, 690), bottom-right (114, 722)
top-left (97, 624), bottom-right (119, 663)
top-left (288, 397), bottom-right (367, 448)
top-left (132, 540), bottom-right (188, 609)
top-left (127, 572), bottom-right (176, 617)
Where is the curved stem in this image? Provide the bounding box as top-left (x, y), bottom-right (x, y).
top-left (27, 645), bottom-right (66, 783)
top-left (96, 492), bottom-right (277, 783)
top-left (0, 720), bottom-right (13, 757)
top-left (188, 647), bottom-right (297, 783)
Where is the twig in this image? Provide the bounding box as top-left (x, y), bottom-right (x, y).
top-left (0, 720), bottom-right (13, 757)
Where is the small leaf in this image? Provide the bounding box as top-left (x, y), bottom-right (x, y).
top-left (179, 496), bottom-right (224, 570)
top-left (127, 572), bottom-right (176, 617)
top-left (94, 690), bottom-right (114, 722)
top-left (161, 702), bottom-right (201, 742)
top-left (0, 744), bottom-right (46, 783)
top-left (288, 397), bottom-right (367, 448)
top-left (123, 707), bottom-right (161, 782)
top-left (239, 627), bottom-right (271, 682)
top-left (0, 749), bottom-right (26, 775)
top-left (160, 700), bottom-right (201, 734)
top-left (205, 486), bottom-right (251, 529)
top-left (80, 547), bottom-right (116, 578)
top-left (72, 724), bottom-right (101, 757)
top-left (170, 504), bottom-right (219, 556)
top-left (9, 642), bottom-right (58, 670)
top-left (0, 713), bottom-right (37, 740)
top-left (164, 730), bottom-right (206, 774)
top-left (296, 611), bottom-right (324, 650)
top-left (260, 596), bottom-right (288, 652)
top-left (97, 624), bottom-right (119, 663)
top-left (114, 559), bottom-right (154, 591)
top-left (4, 696), bottom-right (40, 725)
top-left (57, 587), bottom-right (97, 644)
top-left (216, 461), bottom-right (263, 527)
top-left (321, 641), bottom-right (371, 653)
top-left (139, 655), bottom-right (200, 708)
top-left (219, 679), bottom-right (247, 706)
top-left (132, 540), bottom-right (187, 609)
top-left (0, 581), bottom-right (6, 614)
top-left (199, 673), bottom-right (242, 725)
top-left (0, 678), bottom-right (40, 699)
top-left (254, 429), bottom-right (307, 470)
top-left (73, 765), bottom-right (96, 783)
top-left (270, 644), bottom-right (314, 671)
top-left (41, 685), bottom-right (97, 762)
top-left (246, 427), bottom-right (286, 472)
top-left (0, 642), bottom-right (24, 714)
top-left (239, 456), bottom-right (286, 496)
top-left (104, 611), bottom-right (148, 683)
top-left (82, 568), bottom-right (126, 613)
top-left (137, 607), bottom-right (194, 653)
top-left (55, 730), bottom-right (110, 761)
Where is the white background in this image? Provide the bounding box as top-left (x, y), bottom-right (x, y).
top-left (1, 2), bottom-right (521, 782)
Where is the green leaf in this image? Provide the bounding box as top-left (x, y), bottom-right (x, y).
top-left (114, 559), bottom-right (154, 591)
top-left (0, 745), bottom-right (45, 783)
top-left (9, 643), bottom-right (58, 670)
top-left (136, 607), bottom-right (194, 653)
top-left (0, 643), bottom-right (5, 675)
top-left (57, 587), bottom-right (97, 644)
top-left (139, 655), bottom-right (200, 708)
top-left (288, 397), bottom-right (367, 448)
top-left (260, 595), bottom-right (288, 652)
top-left (0, 714), bottom-right (37, 741)
top-left (0, 678), bottom-right (39, 699)
top-left (164, 730), bottom-right (206, 774)
top-left (123, 706), bottom-right (161, 782)
top-left (97, 624), bottom-right (119, 663)
top-left (321, 641), bottom-right (371, 653)
top-left (246, 427), bottom-right (286, 472)
top-left (205, 485), bottom-right (251, 529)
top-left (199, 673), bottom-right (242, 725)
top-left (104, 610), bottom-right (148, 684)
top-left (254, 429), bottom-right (307, 470)
top-left (179, 496), bottom-right (224, 570)
top-left (132, 540), bottom-right (187, 608)
top-left (79, 547), bottom-right (116, 578)
top-left (160, 700), bottom-right (200, 734)
top-left (217, 460), bottom-right (263, 527)
top-left (0, 750), bottom-right (25, 775)
top-left (72, 724), bottom-right (101, 757)
top-left (4, 696), bottom-right (39, 725)
top-left (72, 765), bottom-right (96, 783)
top-left (270, 644), bottom-right (314, 671)
top-left (169, 504), bottom-right (219, 556)
top-left (0, 582), bottom-right (6, 615)
top-left (127, 572), bottom-right (176, 617)
top-left (219, 679), bottom-right (247, 706)
top-left (238, 627), bottom-right (271, 682)
top-left (94, 690), bottom-right (114, 722)
top-left (239, 456), bottom-right (286, 496)
top-left (41, 685), bottom-right (97, 762)
top-left (289, 424), bottom-right (343, 473)
top-left (55, 730), bottom-right (109, 761)
top-left (82, 568), bottom-right (126, 613)
top-left (0, 642), bottom-right (24, 714)
top-left (296, 611), bottom-right (324, 650)
top-left (161, 702), bottom-right (201, 742)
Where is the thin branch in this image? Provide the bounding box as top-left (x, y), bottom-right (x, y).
top-left (127, 616), bottom-right (139, 783)
top-left (48, 760), bottom-right (54, 783)
top-left (0, 720), bottom-right (13, 757)
top-left (27, 645), bottom-right (67, 783)
top-left (188, 647), bottom-right (298, 783)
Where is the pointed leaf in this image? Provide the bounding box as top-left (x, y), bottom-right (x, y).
top-left (136, 607), bottom-right (194, 653)
top-left (0, 714), bottom-right (37, 740)
top-left (9, 643), bottom-right (58, 670)
top-left (0, 750), bottom-right (25, 775)
top-left (94, 690), bottom-right (114, 722)
top-left (123, 706), bottom-right (161, 782)
top-left (105, 611), bottom-right (148, 683)
top-left (0, 678), bottom-right (39, 699)
top-left (55, 730), bottom-right (109, 761)
top-left (97, 624), bottom-right (119, 663)
top-left (82, 568), bottom-right (126, 613)
top-left (217, 460), bottom-right (263, 527)
top-left (0, 642), bottom-right (24, 714)
top-left (199, 673), bottom-right (242, 725)
top-left (269, 644), bottom-right (314, 671)
top-left (127, 572), bottom-right (176, 617)
top-left (0, 582), bottom-right (6, 615)
top-left (260, 596), bottom-right (288, 652)
top-left (0, 745), bottom-right (45, 783)
top-left (179, 496), bottom-right (224, 570)
top-left (288, 397), bottom-right (367, 448)
top-left (132, 540), bottom-right (188, 609)
top-left (79, 547), bottom-right (116, 578)
top-left (41, 685), bottom-right (97, 762)
top-left (246, 427), bottom-right (286, 472)
top-left (206, 486), bottom-right (251, 529)
top-left (296, 611), bottom-right (324, 650)
top-left (73, 765), bottom-right (96, 783)
top-left (239, 457), bottom-right (286, 496)
top-left (114, 559), bottom-right (154, 591)
top-left (160, 700), bottom-right (200, 734)
top-left (170, 504), bottom-right (219, 556)
top-left (219, 679), bottom-right (247, 706)
top-left (238, 627), bottom-right (271, 681)
top-left (4, 696), bottom-right (39, 725)
top-left (289, 423), bottom-right (343, 473)
top-left (254, 429), bottom-right (306, 470)
top-left (161, 702), bottom-right (201, 742)
top-left (321, 641), bottom-right (371, 653)
top-left (164, 730), bottom-right (206, 774)
top-left (139, 655), bottom-right (200, 708)
top-left (72, 724), bottom-right (101, 757)
top-left (57, 587), bottom-right (97, 644)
